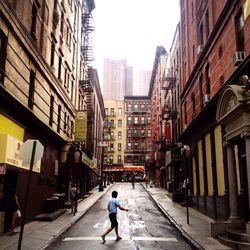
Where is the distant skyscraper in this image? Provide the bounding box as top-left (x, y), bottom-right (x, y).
top-left (103, 58), bottom-right (151, 99)
top-left (125, 66), bottom-right (133, 96)
top-left (103, 58), bottom-right (127, 100)
top-left (133, 69), bottom-right (152, 96)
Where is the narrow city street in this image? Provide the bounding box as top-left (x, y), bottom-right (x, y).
top-left (47, 183), bottom-right (193, 250)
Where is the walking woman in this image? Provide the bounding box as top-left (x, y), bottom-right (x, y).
top-left (6, 190), bottom-right (20, 232)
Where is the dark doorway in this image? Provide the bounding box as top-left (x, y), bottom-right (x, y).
top-left (3, 170), bottom-right (18, 232)
top-left (237, 139), bottom-right (249, 222)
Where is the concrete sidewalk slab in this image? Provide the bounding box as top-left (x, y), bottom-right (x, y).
top-left (0, 185), bottom-right (113, 250)
top-left (142, 184), bottom-right (232, 250)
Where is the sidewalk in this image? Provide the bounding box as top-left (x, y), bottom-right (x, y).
top-left (0, 185), bottom-right (113, 250)
top-left (0, 183), bottom-right (232, 250)
top-left (142, 183), bottom-right (232, 250)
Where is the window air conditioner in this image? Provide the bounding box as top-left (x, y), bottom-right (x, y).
top-left (197, 45), bottom-right (204, 55)
top-left (232, 51), bottom-right (248, 66)
top-left (203, 94), bottom-right (210, 105)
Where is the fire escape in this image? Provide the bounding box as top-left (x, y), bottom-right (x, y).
top-left (80, 11), bottom-right (95, 152)
top-left (161, 68), bottom-right (177, 149)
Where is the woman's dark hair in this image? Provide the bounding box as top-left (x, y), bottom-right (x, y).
top-left (112, 191), bottom-right (118, 198)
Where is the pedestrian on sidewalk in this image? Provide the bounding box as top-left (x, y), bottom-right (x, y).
top-left (70, 186), bottom-right (77, 214)
top-left (101, 190), bottom-right (128, 243)
top-left (5, 190), bottom-right (20, 233)
top-left (144, 175), bottom-right (149, 188)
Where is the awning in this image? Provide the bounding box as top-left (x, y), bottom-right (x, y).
top-left (124, 165), bottom-right (145, 172)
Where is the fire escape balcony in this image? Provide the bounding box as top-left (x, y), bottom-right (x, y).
top-left (79, 79), bottom-right (93, 92)
top-left (162, 68), bottom-right (177, 92)
top-left (162, 106), bottom-right (177, 121)
top-left (162, 77), bottom-right (176, 92)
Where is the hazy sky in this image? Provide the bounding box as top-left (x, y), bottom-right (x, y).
top-left (92, 0), bottom-right (180, 79)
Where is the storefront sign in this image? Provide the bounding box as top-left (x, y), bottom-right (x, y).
top-left (165, 147), bottom-right (182, 166)
top-left (0, 134), bottom-right (23, 167)
top-left (75, 111), bottom-right (87, 141)
top-left (82, 152), bottom-right (94, 169)
top-left (0, 134), bottom-right (41, 172)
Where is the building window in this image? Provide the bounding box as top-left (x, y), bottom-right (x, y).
top-left (134, 104), bottom-right (138, 111)
top-left (58, 56), bottom-right (62, 80)
top-left (64, 111), bottom-right (67, 132)
top-left (50, 40), bottom-right (55, 67)
top-left (134, 129), bottom-right (138, 137)
top-left (191, 93), bottom-right (195, 115)
top-left (127, 142), bottom-right (132, 150)
top-left (199, 74), bottom-right (203, 108)
top-left (70, 120), bottom-right (74, 138)
top-left (31, 3), bottom-right (38, 40)
top-left (110, 143), bottom-right (114, 151)
top-left (147, 129), bottom-right (151, 137)
top-left (134, 141), bottom-right (138, 149)
top-left (134, 116), bottom-right (138, 124)
top-left (57, 105), bottom-right (61, 133)
top-left (111, 108), bottom-right (115, 116)
top-left (105, 108), bottom-right (108, 115)
top-left (198, 21), bottom-right (204, 46)
top-left (0, 29), bottom-right (7, 83)
top-left (141, 116), bottom-right (145, 124)
top-left (110, 155), bottom-right (113, 164)
top-left (118, 119), bottom-right (122, 127)
top-left (127, 129), bottom-right (132, 138)
top-left (28, 70), bottom-right (36, 109)
top-left (60, 11), bottom-right (64, 37)
top-left (49, 95), bottom-right (54, 126)
top-left (110, 119), bottom-right (115, 127)
top-left (235, 9), bottom-right (245, 51)
top-left (71, 80), bottom-right (74, 101)
top-left (141, 104), bottom-right (145, 110)
top-left (118, 108), bottom-right (122, 115)
top-left (127, 104), bottom-right (132, 111)
top-left (118, 143), bottom-right (122, 151)
top-left (141, 129), bottom-right (145, 137)
top-left (127, 116), bottom-right (131, 125)
top-left (118, 131), bottom-right (122, 139)
top-left (118, 155), bottom-right (122, 164)
top-left (147, 115), bottom-right (151, 124)
top-left (205, 11), bottom-right (209, 40)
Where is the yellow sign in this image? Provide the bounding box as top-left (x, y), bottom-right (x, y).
top-left (0, 134), bottom-right (41, 172)
top-left (0, 114), bottom-right (24, 141)
top-left (75, 111), bottom-right (87, 141)
top-left (244, 0), bottom-right (250, 19)
top-left (82, 152), bottom-right (94, 168)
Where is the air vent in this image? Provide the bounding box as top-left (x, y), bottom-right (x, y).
top-left (232, 51), bottom-right (248, 66)
top-left (203, 94), bottom-right (210, 105)
top-left (197, 45), bottom-right (204, 55)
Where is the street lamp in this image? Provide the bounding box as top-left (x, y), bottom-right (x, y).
top-left (97, 141), bottom-right (107, 192)
top-left (106, 159), bottom-right (110, 185)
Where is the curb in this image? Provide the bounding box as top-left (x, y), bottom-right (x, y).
top-left (141, 184), bottom-right (204, 250)
top-left (42, 185), bottom-right (113, 250)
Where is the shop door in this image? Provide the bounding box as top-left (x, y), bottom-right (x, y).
top-left (3, 170), bottom-right (18, 232)
top-left (237, 139), bottom-right (249, 222)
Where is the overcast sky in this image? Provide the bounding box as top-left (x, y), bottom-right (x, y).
top-left (92, 0), bottom-right (180, 82)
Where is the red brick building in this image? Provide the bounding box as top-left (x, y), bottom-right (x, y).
top-left (124, 96), bottom-right (152, 178)
top-left (179, 0), bottom-right (250, 237)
